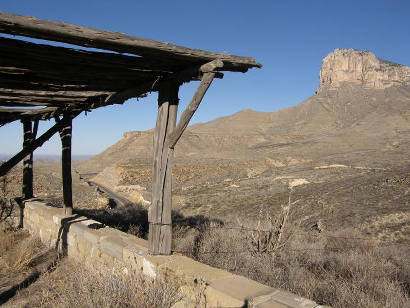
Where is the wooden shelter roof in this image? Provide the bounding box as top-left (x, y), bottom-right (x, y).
top-left (0, 12), bottom-right (261, 126)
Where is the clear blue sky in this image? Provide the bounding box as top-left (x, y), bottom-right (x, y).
top-left (1, 0), bottom-right (409, 155)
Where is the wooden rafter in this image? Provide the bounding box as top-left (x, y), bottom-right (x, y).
top-left (0, 13), bottom-right (260, 125)
top-left (0, 12), bottom-right (261, 71)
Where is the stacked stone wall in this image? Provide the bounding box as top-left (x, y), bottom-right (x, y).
top-left (23, 200), bottom-right (326, 308)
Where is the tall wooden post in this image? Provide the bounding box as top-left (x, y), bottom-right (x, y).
top-left (58, 115), bottom-right (73, 215)
top-left (148, 81), bottom-right (179, 255)
top-left (22, 120), bottom-right (34, 199)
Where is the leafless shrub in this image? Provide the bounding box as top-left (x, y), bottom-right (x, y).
top-left (173, 217), bottom-right (410, 308)
top-left (277, 230), bottom-right (410, 307)
top-left (236, 189), bottom-right (296, 259)
top-left (0, 175), bottom-right (14, 223)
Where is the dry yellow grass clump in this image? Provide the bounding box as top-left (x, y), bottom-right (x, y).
top-left (7, 259), bottom-right (181, 308)
top-left (1, 226), bottom-right (180, 308)
top-left (0, 228), bottom-right (46, 277)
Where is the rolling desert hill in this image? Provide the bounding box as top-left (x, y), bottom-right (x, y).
top-left (77, 49), bottom-right (410, 233)
top-left (80, 48), bottom-right (410, 173)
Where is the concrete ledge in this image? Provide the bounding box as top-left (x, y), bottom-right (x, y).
top-left (23, 200), bottom-right (325, 308)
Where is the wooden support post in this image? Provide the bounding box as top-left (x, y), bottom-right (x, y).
top-left (148, 81), bottom-right (179, 255)
top-left (21, 119), bottom-right (38, 200)
top-left (148, 60), bottom-right (222, 255)
top-left (58, 115), bottom-right (73, 215)
top-left (22, 120), bottom-right (34, 199)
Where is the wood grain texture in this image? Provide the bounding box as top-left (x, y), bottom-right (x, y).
top-left (149, 81), bottom-right (179, 255)
top-left (168, 72), bottom-right (216, 149)
top-left (0, 14), bottom-right (260, 125)
top-left (0, 12), bottom-right (261, 70)
top-left (58, 115), bottom-right (73, 215)
top-left (22, 120), bottom-right (33, 199)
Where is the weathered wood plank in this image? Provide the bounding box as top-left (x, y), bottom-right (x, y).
top-left (0, 66), bottom-right (155, 90)
top-left (0, 107), bottom-right (59, 126)
top-left (167, 60), bottom-right (222, 148)
top-left (168, 73), bottom-right (215, 149)
top-left (22, 120), bottom-right (33, 199)
top-left (0, 36), bottom-right (183, 73)
top-left (0, 13), bottom-right (261, 70)
top-left (0, 88), bottom-right (110, 98)
top-left (58, 115), bottom-right (73, 215)
top-left (0, 100), bottom-right (58, 107)
top-left (149, 81), bottom-right (179, 255)
top-left (149, 97), bottom-right (169, 223)
top-left (0, 95), bottom-right (86, 103)
top-left (163, 101), bottom-right (178, 223)
top-left (0, 74), bottom-right (141, 92)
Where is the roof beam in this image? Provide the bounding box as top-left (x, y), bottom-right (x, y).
top-left (103, 60), bottom-right (225, 107)
top-left (0, 88), bottom-right (110, 98)
top-left (0, 37), bottom-right (179, 72)
top-left (0, 12), bottom-right (261, 71)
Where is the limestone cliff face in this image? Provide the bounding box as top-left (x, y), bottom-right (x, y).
top-left (319, 49), bottom-right (410, 91)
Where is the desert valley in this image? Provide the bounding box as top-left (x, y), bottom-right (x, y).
top-left (2, 48), bottom-right (409, 307)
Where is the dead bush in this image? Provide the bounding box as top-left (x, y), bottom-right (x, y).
top-left (0, 176), bottom-right (13, 223)
top-left (173, 219), bottom-right (410, 308)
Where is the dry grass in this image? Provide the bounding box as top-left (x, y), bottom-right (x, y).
top-left (7, 259), bottom-right (181, 308)
top-left (1, 225), bottom-right (180, 308)
top-left (0, 228), bottom-right (45, 276)
top-left (173, 223), bottom-right (410, 308)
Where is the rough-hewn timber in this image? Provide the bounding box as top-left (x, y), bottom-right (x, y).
top-left (149, 81), bottom-right (179, 255)
top-left (58, 115), bottom-right (73, 215)
top-left (167, 60), bottom-right (223, 149)
top-left (0, 12), bottom-right (261, 71)
top-left (22, 120), bottom-right (34, 199)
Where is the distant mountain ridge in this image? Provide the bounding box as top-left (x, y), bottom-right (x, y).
top-left (80, 49), bottom-right (410, 172)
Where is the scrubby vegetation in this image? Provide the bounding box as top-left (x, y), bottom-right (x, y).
top-left (173, 218), bottom-right (410, 308)
top-left (1, 172), bottom-right (179, 308)
top-left (0, 226), bottom-right (180, 308)
top-left (6, 258), bottom-right (180, 308)
top-left (2, 163), bottom-right (409, 307)
top-left (0, 228), bottom-right (47, 279)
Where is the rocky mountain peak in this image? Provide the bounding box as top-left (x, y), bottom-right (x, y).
top-left (318, 48), bottom-right (410, 91)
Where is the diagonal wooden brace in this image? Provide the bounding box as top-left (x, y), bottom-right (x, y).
top-left (0, 112), bottom-right (80, 177)
top-left (167, 59), bottom-right (223, 149)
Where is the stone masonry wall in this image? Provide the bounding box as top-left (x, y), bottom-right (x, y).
top-left (23, 200), bottom-right (326, 308)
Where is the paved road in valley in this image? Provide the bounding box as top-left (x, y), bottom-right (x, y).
top-left (87, 180), bottom-right (134, 208)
